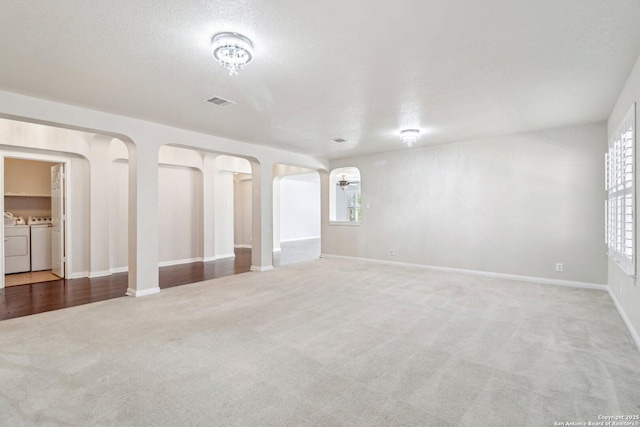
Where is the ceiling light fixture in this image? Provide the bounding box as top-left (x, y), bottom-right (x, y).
top-left (400, 129), bottom-right (420, 148)
top-left (337, 174), bottom-right (351, 191)
top-left (211, 32), bottom-right (254, 76)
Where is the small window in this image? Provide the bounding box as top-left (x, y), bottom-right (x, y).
top-left (606, 103), bottom-right (635, 276)
top-left (330, 167), bottom-right (361, 224)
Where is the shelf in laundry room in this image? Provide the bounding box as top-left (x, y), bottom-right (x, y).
top-left (4, 193), bottom-right (51, 198)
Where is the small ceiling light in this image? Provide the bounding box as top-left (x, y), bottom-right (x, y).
top-left (212, 32), bottom-right (254, 76)
top-left (400, 129), bottom-right (420, 148)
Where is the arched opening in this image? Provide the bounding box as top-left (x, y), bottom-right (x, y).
top-left (329, 167), bottom-right (361, 223)
top-left (273, 164), bottom-right (321, 266)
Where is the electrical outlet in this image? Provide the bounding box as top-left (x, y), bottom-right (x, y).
top-left (390, 248), bottom-right (395, 256)
top-left (555, 263), bottom-right (564, 272)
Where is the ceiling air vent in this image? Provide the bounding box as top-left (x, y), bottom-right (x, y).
top-left (332, 138), bottom-right (349, 143)
top-left (205, 96), bottom-right (235, 107)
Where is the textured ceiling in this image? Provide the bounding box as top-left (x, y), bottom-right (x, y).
top-left (1, 0), bottom-right (639, 159)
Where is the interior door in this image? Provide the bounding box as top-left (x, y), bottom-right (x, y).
top-left (51, 164), bottom-right (65, 278)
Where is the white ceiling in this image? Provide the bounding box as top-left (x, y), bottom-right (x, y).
top-left (1, 1), bottom-right (639, 159)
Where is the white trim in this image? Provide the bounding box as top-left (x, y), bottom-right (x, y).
top-left (280, 236), bottom-right (321, 243)
top-left (320, 254), bottom-right (608, 291)
top-left (216, 253), bottom-right (236, 259)
top-left (69, 271), bottom-right (89, 279)
top-left (234, 244), bottom-right (252, 249)
top-left (202, 256), bottom-right (217, 262)
top-left (329, 221), bottom-right (361, 227)
top-left (126, 287), bottom-right (160, 297)
top-left (608, 288), bottom-right (640, 352)
top-left (110, 266), bottom-right (128, 274)
top-left (273, 247), bottom-right (282, 252)
top-left (158, 257), bottom-right (202, 268)
top-left (88, 270), bottom-right (112, 278)
top-left (250, 265), bottom-right (273, 272)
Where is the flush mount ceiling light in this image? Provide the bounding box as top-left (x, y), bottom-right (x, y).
top-left (211, 32), bottom-right (254, 76)
top-left (400, 129), bottom-right (420, 148)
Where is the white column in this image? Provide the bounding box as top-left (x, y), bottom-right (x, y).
top-left (202, 154), bottom-right (217, 261)
top-left (88, 135), bottom-right (112, 277)
top-left (272, 176), bottom-right (281, 252)
top-left (319, 169), bottom-right (329, 256)
top-left (126, 141), bottom-right (161, 296)
top-left (250, 160), bottom-right (274, 271)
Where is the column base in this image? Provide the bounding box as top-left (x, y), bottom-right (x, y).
top-left (126, 287), bottom-right (161, 297)
top-left (250, 265), bottom-right (274, 272)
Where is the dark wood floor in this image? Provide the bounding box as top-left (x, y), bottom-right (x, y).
top-left (0, 248), bottom-right (252, 321)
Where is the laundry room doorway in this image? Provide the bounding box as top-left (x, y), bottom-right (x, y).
top-left (1, 155), bottom-right (70, 288)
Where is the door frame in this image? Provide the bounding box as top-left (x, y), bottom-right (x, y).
top-left (0, 152), bottom-right (72, 288)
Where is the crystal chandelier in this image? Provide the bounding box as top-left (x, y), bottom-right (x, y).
top-left (400, 129), bottom-right (420, 147)
top-left (212, 32), bottom-right (254, 76)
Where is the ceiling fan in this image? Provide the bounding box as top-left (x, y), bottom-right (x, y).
top-left (337, 174), bottom-right (356, 191)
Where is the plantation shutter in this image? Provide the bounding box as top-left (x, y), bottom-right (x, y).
top-left (606, 104), bottom-right (636, 276)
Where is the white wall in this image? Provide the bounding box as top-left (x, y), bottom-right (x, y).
top-left (110, 161), bottom-right (204, 268)
top-left (215, 171), bottom-right (235, 258)
top-left (71, 157), bottom-right (91, 276)
top-left (234, 174), bottom-right (252, 248)
top-left (158, 165), bottom-right (202, 264)
top-left (280, 174), bottom-right (321, 241)
top-left (607, 52), bottom-right (640, 347)
top-left (324, 122), bottom-right (607, 285)
top-left (110, 160), bottom-right (128, 271)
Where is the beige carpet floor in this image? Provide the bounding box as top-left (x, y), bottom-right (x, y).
top-left (0, 258), bottom-right (639, 426)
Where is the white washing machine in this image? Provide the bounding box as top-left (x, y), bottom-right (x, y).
top-left (29, 216), bottom-right (52, 272)
top-left (4, 225), bottom-right (31, 274)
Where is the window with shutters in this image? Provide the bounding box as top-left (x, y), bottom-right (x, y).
top-left (606, 103), bottom-right (636, 276)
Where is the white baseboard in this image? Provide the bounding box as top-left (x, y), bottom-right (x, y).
top-left (88, 270), bottom-right (112, 278)
top-left (126, 287), bottom-right (160, 297)
top-left (234, 244), bottom-right (252, 249)
top-left (608, 289), bottom-right (640, 352)
top-left (216, 253), bottom-right (236, 259)
top-left (158, 257), bottom-right (202, 268)
top-left (203, 256), bottom-right (216, 262)
top-left (110, 266), bottom-right (128, 274)
top-left (320, 254), bottom-right (608, 291)
top-left (281, 236), bottom-right (321, 243)
top-left (69, 271), bottom-right (89, 279)
top-left (250, 265), bottom-right (273, 272)
top-left (273, 247), bottom-right (281, 252)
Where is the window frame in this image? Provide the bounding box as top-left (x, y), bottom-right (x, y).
top-left (606, 103), bottom-right (636, 276)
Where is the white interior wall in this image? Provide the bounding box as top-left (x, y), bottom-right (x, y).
top-left (71, 157), bottom-right (91, 277)
top-left (158, 165), bottom-right (202, 265)
top-left (110, 160), bottom-right (128, 271)
top-left (215, 171), bottom-right (235, 258)
top-left (110, 161), bottom-right (204, 269)
top-left (607, 52), bottom-right (640, 347)
top-left (324, 122), bottom-right (607, 285)
top-left (280, 175), bottom-right (321, 241)
top-left (234, 174), bottom-right (252, 248)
